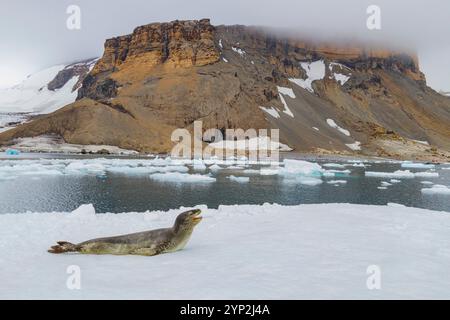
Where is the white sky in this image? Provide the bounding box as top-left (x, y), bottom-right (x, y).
top-left (0, 0), bottom-right (449, 91)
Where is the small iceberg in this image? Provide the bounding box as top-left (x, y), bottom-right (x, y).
top-left (5, 149), bottom-right (20, 156)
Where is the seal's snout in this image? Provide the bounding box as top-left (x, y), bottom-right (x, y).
top-left (190, 209), bottom-right (203, 223)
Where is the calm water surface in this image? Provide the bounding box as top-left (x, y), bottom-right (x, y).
top-left (0, 153), bottom-right (448, 213)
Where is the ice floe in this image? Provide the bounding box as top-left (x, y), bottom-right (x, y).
top-left (227, 175), bottom-right (250, 183)
top-left (327, 180), bottom-right (347, 185)
top-left (2, 203), bottom-right (449, 299)
top-left (149, 172), bottom-right (216, 183)
top-left (421, 185), bottom-right (450, 195)
top-left (365, 170), bottom-right (439, 179)
top-left (401, 162), bottom-right (435, 169)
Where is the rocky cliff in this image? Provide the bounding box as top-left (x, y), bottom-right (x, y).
top-left (1, 19), bottom-right (449, 160)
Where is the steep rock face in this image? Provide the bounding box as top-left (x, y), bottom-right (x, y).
top-left (48, 58), bottom-right (97, 92)
top-left (1, 19), bottom-right (449, 159)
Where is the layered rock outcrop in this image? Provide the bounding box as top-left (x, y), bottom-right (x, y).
top-left (1, 19), bottom-right (449, 160)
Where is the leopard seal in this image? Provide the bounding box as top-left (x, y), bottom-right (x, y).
top-left (48, 209), bottom-right (202, 256)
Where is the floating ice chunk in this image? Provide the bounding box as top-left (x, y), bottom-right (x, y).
top-left (312, 127), bottom-right (320, 131)
top-left (259, 106), bottom-right (280, 119)
top-left (390, 179), bottom-right (401, 183)
top-left (401, 162), bottom-right (435, 169)
top-left (209, 164), bottom-right (222, 173)
top-left (242, 169), bottom-right (260, 175)
top-left (192, 160), bottom-right (207, 171)
top-left (296, 177), bottom-right (323, 186)
top-left (281, 159), bottom-right (324, 176)
top-left (327, 180), bottom-right (347, 184)
top-left (352, 163), bottom-right (366, 167)
top-left (414, 171), bottom-right (439, 178)
top-left (365, 170), bottom-right (415, 178)
top-left (421, 185), bottom-right (450, 195)
top-left (222, 57), bottom-right (228, 63)
top-left (107, 165), bottom-right (189, 175)
top-left (289, 60), bottom-right (325, 93)
top-left (224, 166), bottom-right (244, 170)
top-left (149, 172), bottom-right (216, 183)
top-left (326, 119), bottom-right (351, 136)
top-left (381, 181), bottom-right (392, 187)
top-left (366, 170), bottom-right (438, 179)
top-left (260, 167), bottom-right (280, 175)
top-left (323, 163), bottom-right (346, 169)
top-left (378, 187), bottom-right (388, 190)
top-left (227, 175), bottom-right (250, 183)
top-left (324, 169), bottom-right (351, 177)
top-left (5, 149), bottom-right (20, 156)
top-left (420, 181), bottom-right (434, 185)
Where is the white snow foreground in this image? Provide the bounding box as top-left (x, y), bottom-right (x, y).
top-left (1, 203), bottom-right (449, 299)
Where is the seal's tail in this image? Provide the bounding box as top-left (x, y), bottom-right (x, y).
top-left (48, 241), bottom-right (79, 254)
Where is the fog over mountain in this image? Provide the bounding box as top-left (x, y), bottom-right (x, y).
top-left (0, 0), bottom-right (449, 91)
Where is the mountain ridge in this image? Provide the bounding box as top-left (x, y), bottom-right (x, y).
top-left (1, 19), bottom-right (449, 161)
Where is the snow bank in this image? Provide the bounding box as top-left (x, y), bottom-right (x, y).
top-left (346, 141), bottom-right (362, 151)
top-left (326, 119), bottom-right (351, 136)
top-left (0, 65), bottom-right (79, 114)
top-left (1, 203), bottom-right (449, 299)
top-left (4, 135), bottom-right (138, 155)
top-left (259, 106), bottom-right (280, 119)
top-left (231, 46), bottom-right (245, 57)
top-left (289, 60), bottom-right (325, 93)
top-left (276, 86), bottom-right (296, 118)
top-left (329, 62), bottom-right (351, 85)
top-left (278, 93), bottom-right (294, 118)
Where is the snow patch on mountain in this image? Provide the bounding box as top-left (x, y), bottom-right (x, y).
top-left (289, 60), bottom-right (326, 93)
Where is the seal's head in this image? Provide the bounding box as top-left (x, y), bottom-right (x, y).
top-left (173, 209), bottom-right (203, 233)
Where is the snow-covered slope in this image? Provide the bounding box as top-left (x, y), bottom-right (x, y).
top-left (0, 203), bottom-right (449, 299)
top-left (0, 59), bottom-right (97, 114)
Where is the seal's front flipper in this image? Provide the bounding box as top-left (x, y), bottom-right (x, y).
top-left (48, 241), bottom-right (78, 254)
top-left (130, 248), bottom-right (158, 256)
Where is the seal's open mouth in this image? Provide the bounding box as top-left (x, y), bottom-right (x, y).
top-left (191, 210), bottom-right (203, 223)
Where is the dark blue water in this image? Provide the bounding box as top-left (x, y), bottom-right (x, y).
top-left (0, 154), bottom-right (448, 213)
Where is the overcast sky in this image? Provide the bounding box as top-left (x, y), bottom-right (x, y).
top-left (0, 0), bottom-right (449, 91)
